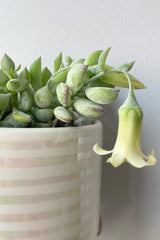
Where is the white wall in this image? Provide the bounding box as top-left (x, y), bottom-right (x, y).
top-left (0, 0), bottom-right (160, 239)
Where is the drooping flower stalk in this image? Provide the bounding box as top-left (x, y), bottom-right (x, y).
top-left (93, 70), bottom-right (157, 168)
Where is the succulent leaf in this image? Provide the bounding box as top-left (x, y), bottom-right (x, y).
top-left (12, 108), bottom-right (32, 123)
top-left (31, 107), bottom-right (54, 122)
top-left (54, 52), bottom-right (62, 73)
top-left (6, 79), bottom-right (29, 92)
top-left (54, 106), bottom-right (72, 122)
top-left (0, 113), bottom-right (29, 127)
top-left (66, 63), bottom-right (88, 94)
top-left (19, 68), bottom-right (30, 81)
top-left (1, 54), bottom-right (15, 76)
top-left (34, 85), bottom-right (53, 108)
top-left (99, 72), bottom-right (146, 89)
top-left (0, 93), bottom-right (11, 110)
top-left (98, 47), bottom-right (111, 71)
top-left (18, 90), bottom-right (33, 112)
top-left (0, 70), bottom-right (9, 85)
top-left (116, 61), bottom-right (135, 72)
top-left (30, 57), bottom-right (42, 90)
top-left (73, 98), bottom-right (104, 117)
top-left (31, 120), bottom-right (52, 128)
top-left (56, 83), bottom-right (72, 107)
top-left (41, 67), bottom-right (52, 86)
top-left (84, 50), bottom-right (102, 66)
top-left (85, 87), bottom-right (119, 104)
top-left (66, 56), bottom-right (73, 66)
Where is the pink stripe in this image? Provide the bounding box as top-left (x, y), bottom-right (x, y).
top-left (0, 173), bottom-right (79, 188)
top-left (0, 140), bottom-right (73, 150)
top-left (0, 155), bottom-right (74, 168)
top-left (0, 203), bottom-right (80, 222)
top-left (0, 228), bottom-right (54, 240)
top-left (0, 219), bottom-right (80, 239)
top-left (0, 188), bottom-right (80, 205)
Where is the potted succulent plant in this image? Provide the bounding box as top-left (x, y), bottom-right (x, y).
top-left (0, 48), bottom-right (156, 240)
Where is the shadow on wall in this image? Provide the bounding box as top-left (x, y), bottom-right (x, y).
top-left (100, 103), bottom-right (143, 237)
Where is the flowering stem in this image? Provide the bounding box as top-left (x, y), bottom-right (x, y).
top-left (122, 71), bottom-right (140, 107)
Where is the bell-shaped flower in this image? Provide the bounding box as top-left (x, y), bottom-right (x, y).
top-left (93, 72), bottom-right (157, 168)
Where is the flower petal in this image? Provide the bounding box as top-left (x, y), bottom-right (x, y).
top-left (146, 148), bottom-right (157, 166)
top-left (126, 153), bottom-right (147, 168)
top-left (147, 155), bottom-right (156, 166)
top-left (93, 143), bottom-right (113, 155)
top-left (107, 154), bottom-right (124, 167)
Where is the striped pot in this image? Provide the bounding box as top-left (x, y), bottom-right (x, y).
top-left (0, 120), bottom-right (102, 240)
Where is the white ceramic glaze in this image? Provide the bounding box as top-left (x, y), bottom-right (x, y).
top-left (0, 121), bottom-right (102, 240)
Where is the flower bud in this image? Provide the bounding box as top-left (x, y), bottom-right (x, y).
top-left (56, 83), bottom-right (72, 107)
top-left (54, 106), bottom-right (72, 122)
top-left (34, 85), bottom-right (53, 108)
top-left (85, 87), bottom-right (119, 104)
top-left (73, 98), bottom-right (104, 117)
top-left (66, 63), bottom-right (88, 94)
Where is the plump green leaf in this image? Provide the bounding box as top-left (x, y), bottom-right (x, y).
top-left (34, 85), bottom-right (53, 108)
top-left (100, 71), bottom-right (146, 89)
top-left (0, 113), bottom-right (29, 127)
top-left (73, 98), bottom-right (104, 117)
top-left (41, 67), bottom-right (52, 86)
top-left (66, 63), bottom-right (88, 94)
top-left (54, 52), bottom-right (62, 73)
top-left (30, 120), bottom-right (52, 128)
top-left (30, 57), bottom-right (42, 90)
top-left (0, 70), bottom-right (9, 85)
top-left (1, 54), bottom-right (15, 76)
top-left (84, 50), bottom-right (102, 66)
top-left (19, 68), bottom-right (30, 81)
top-left (85, 87), bottom-right (119, 104)
top-left (0, 93), bottom-right (11, 110)
top-left (6, 79), bottom-right (29, 92)
top-left (31, 107), bottom-right (54, 122)
top-left (66, 56), bottom-right (73, 66)
top-left (18, 90), bottom-right (33, 112)
top-left (98, 47), bottom-right (111, 72)
top-left (54, 106), bottom-right (72, 122)
top-left (56, 83), bottom-right (72, 107)
top-left (117, 61), bottom-right (135, 72)
top-left (12, 109), bottom-right (32, 123)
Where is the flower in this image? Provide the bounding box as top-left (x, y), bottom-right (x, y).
top-left (93, 72), bottom-right (157, 168)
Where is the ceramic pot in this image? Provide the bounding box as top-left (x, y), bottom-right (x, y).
top-left (0, 120), bottom-right (102, 240)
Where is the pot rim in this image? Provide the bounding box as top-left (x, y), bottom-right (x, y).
top-left (0, 120), bottom-right (102, 133)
